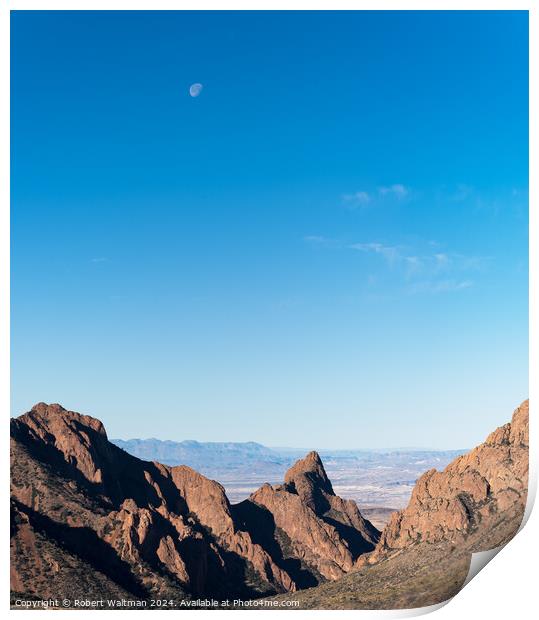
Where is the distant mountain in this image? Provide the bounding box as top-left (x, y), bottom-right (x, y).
top-left (111, 438), bottom-right (465, 509)
top-left (112, 437), bottom-right (282, 469)
top-left (111, 438), bottom-right (466, 465)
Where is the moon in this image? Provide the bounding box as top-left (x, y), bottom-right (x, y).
top-left (189, 83), bottom-right (203, 98)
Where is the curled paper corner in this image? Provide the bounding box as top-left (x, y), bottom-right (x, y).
top-left (395, 498), bottom-right (534, 616)
top-left (398, 600), bottom-right (450, 617)
top-left (343, 601), bottom-right (450, 618)
top-left (393, 548), bottom-right (507, 618)
top-left (397, 547), bottom-right (505, 617)
top-left (463, 486), bottom-right (537, 590)
top-left (462, 544), bottom-right (504, 588)
top-left (521, 475), bottom-right (538, 532)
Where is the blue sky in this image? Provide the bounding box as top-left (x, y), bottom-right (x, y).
top-left (11, 10), bottom-right (528, 449)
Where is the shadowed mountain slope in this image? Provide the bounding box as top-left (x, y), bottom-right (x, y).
top-left (233, 451), bottom-right (380, 584)
top-left (10, 403), bottom-right (293, 603)
top-left (10, 403), bottom-right (378, 605)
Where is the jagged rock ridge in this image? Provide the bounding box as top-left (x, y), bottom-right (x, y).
top-left (269, 399), bottom-right (529, 609)
top-left (233, 450), bottom-right (380, 584)
top-left (366, 399), bottom-right (529, 563)
top-left (10, 402), bottom-right (378, 603)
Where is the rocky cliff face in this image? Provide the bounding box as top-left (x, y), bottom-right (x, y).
top-left (10, 403), bottom-right (294, 602)
top-left (268, 400), bottom-right (529, 610)
top-left (233, 451), bottom-right (379, 584)
top-left (10, 403), bottom-right (377, 604)
top-left (12, 400), bottom-right (528, 609)
top-left (364, 399), bottom-right (529, 564)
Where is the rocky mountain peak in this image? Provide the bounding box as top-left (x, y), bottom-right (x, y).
top-left (10, 403), bottom-right (297, 600)
top-left (283, 450), bottom-right (334, 502)
top-left (364, 399), bottom-right (529, 565)
top-left (11, 403), bottom-right (111, 486)
top-left (27, 402), bottom-right (108, 438)
top-left (509, 399), bottom-right (529, 446)
top-left (241, 451), bottom-right (380, 583)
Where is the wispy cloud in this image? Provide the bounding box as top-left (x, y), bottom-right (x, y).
top-left (404, 255), bottom-right (422, 276)
top-left (378, 184), bottom-right (408, 198)
top-left (90, 257), bottom-right (108, 263)
top-left (303, 235), bottom-right (350, 251)
top-left (434, 253), bottom-right (449, 267)
top-left (304, 235), bottom-right (327, 243)
top-left (440, 183), bottom-right (524, 217)
top-left (303, 235), bottom-right (338, 248)
top-left (408, 279), bottom-right (474, 294)
top-left (342, 191), bottom-right (371, 207)
top-left (304, 234), bottom-right (486, 295)
top-left (403, 252), bottom-right (489, 279)
top-left (349, 242), bottom-right (401, 264)
top-left (397, 250), bottom-right (481, 294)
top-left (342, 183), bottom-right (410, 208)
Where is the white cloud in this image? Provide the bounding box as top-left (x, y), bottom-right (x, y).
top-left (405, 256), bottom-right (421, 266)
top-left (304, 235), bottom-right (328, 243)
top-left (303, 235), bottom-right (341, 248)
top-left (409, 279), bottom-right (474, 294)
top-left (304, 233), bottom-right (487, 295)
top-left (349, 242), bottom-right (401, 264)
top-left (342, 184), bottom-right (410, 207)
top-left (404, 255), bottom-right (422, 276)
top-left (378, 184), bottom-right (408, 198)
top-left (434, 253), bottom-right (450, 269)
top-left (342, 191), bottom-right (371, 206)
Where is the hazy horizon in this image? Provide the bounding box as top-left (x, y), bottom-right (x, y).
top-left (110, 431), bottom-right (470, 451)
top-left (11, 11), bottom-right (528, 450)
top-left (113, 437), bottom-right (470, 452)
top-left (13, 400), bottom-right (475, 451)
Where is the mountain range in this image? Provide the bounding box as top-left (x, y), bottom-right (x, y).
top-left (111, 437), bottom-right (464, 515)
top-left (111, 438), bottom-right (279, 469)
top-left (10, 400), bottom-right (528, 609)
